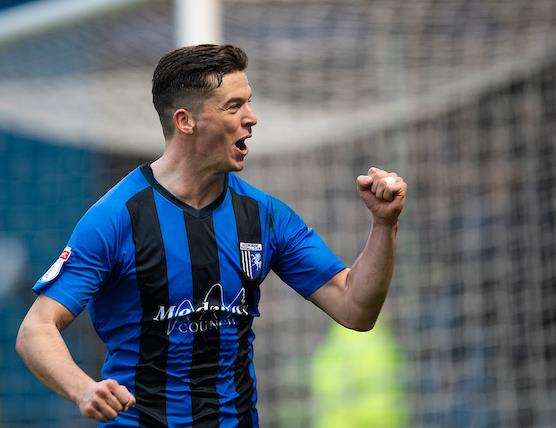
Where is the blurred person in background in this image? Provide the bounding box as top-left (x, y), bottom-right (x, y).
top-left (15, 44), bottom-right (407, 427)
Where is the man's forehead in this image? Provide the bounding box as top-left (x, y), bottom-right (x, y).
top-left (213, 71), bottom-right (252, 100)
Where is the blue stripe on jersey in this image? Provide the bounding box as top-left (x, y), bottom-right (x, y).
top-left (153, 191), bottom-right (194, 427)
top-left (94, 215), bottom-right (142, 428)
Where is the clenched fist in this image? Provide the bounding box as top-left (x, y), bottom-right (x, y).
top-left (356, 167), bottom-right (407, 226)
top-left (76, 379), bottom-right (136, 421)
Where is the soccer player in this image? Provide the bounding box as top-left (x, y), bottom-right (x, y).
top-left (16, 45), bottom-right (407, 427)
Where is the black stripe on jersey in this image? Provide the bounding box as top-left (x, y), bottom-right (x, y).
top-left (126, 188), bottom-right (169, 428)
top-left (185, 214), bottom-right (221, 427)
top-left (231, 190), bottom-right (261, 427)
top-left (231, 189), bottom-right (263, 297)
top-left (234, 316), bottom-right (255, 428)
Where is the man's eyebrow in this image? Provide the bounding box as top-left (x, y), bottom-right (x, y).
top-left (223, 94), bottom-right (252, 106)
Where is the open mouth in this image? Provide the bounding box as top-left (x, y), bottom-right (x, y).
top-left (234, 135), bottom-right (251, 152)
top-left (235, 138), bottom-right (247, 151)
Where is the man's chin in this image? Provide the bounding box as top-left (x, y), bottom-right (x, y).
top-left (232, 156), bottom-right (247, 171)
top-left (232, 162), bottom-right (245, 172)
top-left (224, 160), bottom-right (245, 173)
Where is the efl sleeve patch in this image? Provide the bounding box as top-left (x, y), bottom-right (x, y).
top-left (39, 247), bottom-right (72, 283)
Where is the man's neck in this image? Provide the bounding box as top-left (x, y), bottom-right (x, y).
top-left (150, 151), bottom-right (226, 211)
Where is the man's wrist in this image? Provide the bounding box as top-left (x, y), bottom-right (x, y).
top-left (371, 218), bottom-right (399, 229)
top-left (68, 375), bottom-right (95, 404)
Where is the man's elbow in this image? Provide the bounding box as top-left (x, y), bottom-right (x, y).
top-left (15, 322), bottom-right (29, 357)
top-left (348, 324), bottom-right (375, 333)
top-left (345, 322), bottom-right (375, 332)
top-left (15, 319), bottom-right (37, 358)
top-left (339, 303), bottom-right (380, 332)
top-left (339, 317), bottom-right (376, 332)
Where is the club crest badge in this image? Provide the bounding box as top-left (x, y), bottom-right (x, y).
top-left (40, 246), bottom-right (71, 283)
top-left (240, 242), bottom-right (262, 280)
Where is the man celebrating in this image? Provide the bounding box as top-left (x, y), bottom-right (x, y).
top-left (16, 45), bottom-right (407, 427)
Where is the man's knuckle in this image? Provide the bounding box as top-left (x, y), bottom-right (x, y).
top-left (96, 389), bottom-right (108, 399)
top-left (104, 382), bottom-right (115, 391)
top-left (93, 397), bottom-right (105, 408)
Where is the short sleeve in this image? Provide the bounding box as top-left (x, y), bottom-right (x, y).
top-left (270, 197), bottom-right (346, 298)
top-left (32, 204), bottom-right (119, 316)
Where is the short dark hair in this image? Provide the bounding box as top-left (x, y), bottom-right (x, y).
top-left (152, 44), bottom-right (248, 140)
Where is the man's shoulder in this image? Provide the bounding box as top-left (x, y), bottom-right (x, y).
top-left (227, 173), bottom-right (296, 218)
top-left (83, 166), bottom-right (149, 224)
top-left (228, 173), bottom-right (276, 208)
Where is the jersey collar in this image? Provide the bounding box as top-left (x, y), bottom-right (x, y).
top-left (140, 163), bottom-right (228, 218)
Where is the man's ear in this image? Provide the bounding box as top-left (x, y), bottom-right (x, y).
top-left (173, 108), bottom-right (196, 135)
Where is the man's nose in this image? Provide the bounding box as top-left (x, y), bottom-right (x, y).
top-left (243, 104), bottom-right (257, 127)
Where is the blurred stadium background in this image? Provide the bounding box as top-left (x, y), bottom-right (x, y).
top-left (0, 0), bottom-right (555, 426)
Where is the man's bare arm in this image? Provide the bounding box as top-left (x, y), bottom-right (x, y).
top-left (16, 295), bottom-right (135, 421)
top-left (310, 167), bottom-right (407, 331)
